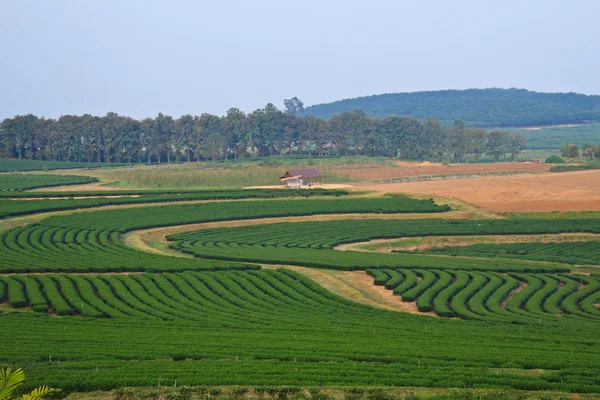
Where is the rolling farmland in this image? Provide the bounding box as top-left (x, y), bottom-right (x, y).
top-left (0, 171), bottom-right (599, 399)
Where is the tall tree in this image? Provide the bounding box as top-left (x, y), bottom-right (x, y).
top-left (468, 128), bottom-right (488, 163)
top-left (561, 143), bottom-right (579, 158)
top-left (202, 131), bottom-right (226, 168)
top-left (582, 143), bottom-right (596, 160)
top-left (139, 118), bottom-right (155, 163)
top-left (422, 117), bottom-right (445, 161)
top-left (176, 114), bottom-right (195, 162)
top-left (507, 131), bottom-right (527, 161)
top-left (283, 97), bottom-right (305, 116)
top-left (487, 131), bottom-right (509, 162)
top-left (197, 113), bottom-right (223, 162)
top-left (223, 108), bottom-right (249, 160)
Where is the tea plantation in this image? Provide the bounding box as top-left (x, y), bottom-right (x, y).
top-left (1, 187), bottom-right (599, 397)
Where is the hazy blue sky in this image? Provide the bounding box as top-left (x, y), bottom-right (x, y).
top-left (1, 0), bottom-right (599, 119)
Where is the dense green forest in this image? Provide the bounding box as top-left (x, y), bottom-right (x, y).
top-left (305, 88), bottom-right (600, 127)
top-left (0, 106), bottom-right (528, 164)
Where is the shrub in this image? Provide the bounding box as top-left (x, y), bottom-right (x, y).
top-left (544, 155), bottom-right (564, 163)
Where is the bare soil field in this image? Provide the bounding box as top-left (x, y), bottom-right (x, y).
top-left (335, 162), bottom-right (551, 181)
top-left (358, 170), bottom-right (600, 212)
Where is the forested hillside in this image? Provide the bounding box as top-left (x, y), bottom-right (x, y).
top-left (305, 88), bottom-right (600, 127)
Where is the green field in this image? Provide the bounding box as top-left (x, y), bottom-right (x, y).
top-left (0, 188), bottom-right (351, 218)
top-left (396, 241), bottom-right (600, 266)
top-left (2, 269), bottom-right (600, 394)
top-left (0, 197), bottom-right (448, 273)
top-left (506, 124), bottom-right (600, 150)
top-left (0, 173), bottom-right (98, 191)
top-left (168, 218), bottom-right (600, 273)
top-left (0, 159), bottom-right (126, 172)
top-left (1, 172), bottom-right (599, 398)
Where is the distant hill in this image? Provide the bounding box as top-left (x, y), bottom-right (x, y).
top-left (305, 88), bottom-right (600, 127)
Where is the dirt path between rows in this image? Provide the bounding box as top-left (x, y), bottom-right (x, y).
top-left (336, 233), bottom-right (600, 253)
top-left (121, 210), bottom-right (486, 259)
top-left (261, 265), bottom-right (436, 316)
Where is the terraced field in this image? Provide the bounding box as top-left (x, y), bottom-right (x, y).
top-left (2, 270), bottom-right (600, 393)
top-left (1, 181), bottom-right (600, 397)
top-left (168, 218), bottom-right (600, 272)
top-left (365, 269), bottom-right (600, 322)
top-left (0, 188), bottom-right (352, 218)
top-left (395, 241), bottom-right (600, 266)
top-left (0, 197), bottom-right (446, 273)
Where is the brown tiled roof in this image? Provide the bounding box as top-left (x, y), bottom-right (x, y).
top-left (280, 169), bottom-right (324, 179)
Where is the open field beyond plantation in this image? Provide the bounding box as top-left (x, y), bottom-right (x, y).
top-left (337, 161), bottom-right (553, 181)
top-left (358, 170), bottom-right (600, 212)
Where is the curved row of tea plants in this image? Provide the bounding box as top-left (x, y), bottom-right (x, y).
top-left (394, 241), bottom-right (600, 266)
top-left (366, 269), bottom-right (600, 322)
top-left (0, 188), bottom-right (354, 218)
top-left (1, 270), bottom-right (600, 393)
top-left (0, 187), bottom-right (352, 198)
top-left (0, 197), bottom-right (446, 273)
top-left (0, 174), bottom-right (98, 192)
top-left (168, 218), bottom-right (600, 272)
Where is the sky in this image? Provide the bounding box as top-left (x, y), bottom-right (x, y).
top-left (1, 0), bottom-right (599, 120)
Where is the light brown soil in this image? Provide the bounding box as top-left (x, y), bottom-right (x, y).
top-left (357, 170), bottom-right (600, 212)
top-left (393, 161), bottom-right (444, 167)
top-left (261, 265), bottom-right (437, 316)
top-left (502, 281), bottom-right (528, 308)
top-left (335, 162), bottom-right (551, 181)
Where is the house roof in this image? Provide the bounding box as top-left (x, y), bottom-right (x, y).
top-left (280, 169), bottom-right (324, 179)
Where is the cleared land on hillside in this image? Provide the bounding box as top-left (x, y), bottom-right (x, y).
top-left (358, 170), bottom-right (600, 212)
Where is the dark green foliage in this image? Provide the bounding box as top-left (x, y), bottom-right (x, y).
top-left (169, 217), bottom-right (600, 273)
top-left (399, 241), bottom-right (600, 266)
top-left (549, 161), bottom-right (600, 172)
top-left (0, 189), bottom-right (352, 218)
top-left (1, 270), bottom-right (600, 393)
top-left (0, 188), bottom-right (352, 199)
top-left (363, 269), bottom-right (600, 323)
top-left (0, 197), bottom-right (448, 273)
top-left (0, 174), bottom-right (97, 192)
top-left (560, 143), bottom-right (580, 158)
top-left (544, 155), bottom-right (564, 163)
top-left (305, 88), bottom-right (600, 127)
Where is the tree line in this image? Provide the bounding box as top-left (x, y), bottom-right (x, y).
top-left (561, 143), bottom-right (600, 160)
top-left (0, 98), bottom-right (527, 164)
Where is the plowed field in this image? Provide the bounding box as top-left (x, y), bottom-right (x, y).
top-left (358, 170), bottom-right (600, 212)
